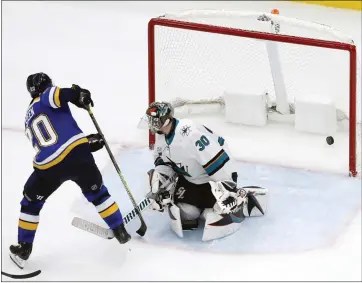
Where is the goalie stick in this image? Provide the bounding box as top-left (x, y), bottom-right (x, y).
top-left (84, 103), bottom-right (147, 236)
top-left (1, 270), bottom-right (41, 279)
top-left (72, 198), bottom-right (152, 240)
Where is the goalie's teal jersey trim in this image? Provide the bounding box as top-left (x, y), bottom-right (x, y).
top-left (203, 149), bottom-right (230, 176)
top-left (165, 119), bottom-right (179, 145)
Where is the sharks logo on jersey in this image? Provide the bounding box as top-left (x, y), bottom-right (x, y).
top-left (180, 125), bottom-right (191, 137)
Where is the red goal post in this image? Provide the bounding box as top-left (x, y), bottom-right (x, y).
top-left (147, 10), bottom-right (358, 177)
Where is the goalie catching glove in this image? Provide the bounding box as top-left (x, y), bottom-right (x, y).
top-left (209, 180), bottom-right (247, 215)
top-left (147, 165), bottom-right (178, 212)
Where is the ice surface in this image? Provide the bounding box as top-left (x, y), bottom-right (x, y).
top-left (73, 148), bottom-right (361, 254)
top-left (1, 1), bottom-right (361, 281)
top-left (1, 131), bottom-right (361, 281)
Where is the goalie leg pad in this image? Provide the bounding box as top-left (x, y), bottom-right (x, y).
top-left (209, 180), bottom-right (246, 214)
top-left (167, 203), bottom-right (201, 236)
top-left (201, 207), bottom-right (245, 241)
top-left (167, 204), bottom-right (183, 238)
top-left (177, 202), bottom-right (201, 231)
top-left (242, 186), bottom-right (268, 217)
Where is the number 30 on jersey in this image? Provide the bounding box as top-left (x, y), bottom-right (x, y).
top-left (195, 133), bottom-right (225, 152)
top-left (195, 135), bottom-right (210, 151)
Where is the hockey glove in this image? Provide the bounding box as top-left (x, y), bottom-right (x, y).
top-left (210, 180), bottom-right (247, 215)
top-left (148, 165), bottom-right (177, 195)
top-left (147, 165), bottom-right (177, 212)
top-left (86, 133), bottom-right (105, 152)
top-left (71, 84), bottom-right (94, 109)
top-left (147, 190), bottom-right (173, 212)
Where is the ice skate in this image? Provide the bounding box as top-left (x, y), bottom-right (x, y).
top-left (113, 223), bottom-right (131, 244)
top-left (9, 242), bottom-right (32, 269)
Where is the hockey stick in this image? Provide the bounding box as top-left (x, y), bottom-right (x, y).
top-left (1, 270), bottom-right (41, 279)
top-left (72, 198), bottom-right (152, 240)
top-left (85, 106), bottom-right (147, 236)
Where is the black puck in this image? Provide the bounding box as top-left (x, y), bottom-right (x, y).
top-left (326, 136), bottom-right (334, 145)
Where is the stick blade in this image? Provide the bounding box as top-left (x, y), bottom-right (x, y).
top-left (71, 217), bottom-right (114, 239)
top-left (1, 270), bottom-right (41, 279)
top-left (136, 222), bottom-right (147, 236)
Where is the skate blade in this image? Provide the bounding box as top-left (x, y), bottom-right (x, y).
top-left (9, 253), bottom-right (27, 269)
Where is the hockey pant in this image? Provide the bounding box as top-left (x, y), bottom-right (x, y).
top-left (19, 144), bottom-right (123, 244)
top-left (173, 176), bottom-right (216, 221)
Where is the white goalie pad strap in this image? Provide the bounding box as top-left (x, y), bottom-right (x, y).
top-left (202, 208), bottom-right (244, 241)
top-left (242, 186), bottom-right (268, 217)
top-left (167, 204), bottom-right (183, 238)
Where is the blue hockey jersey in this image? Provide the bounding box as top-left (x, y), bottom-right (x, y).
top-left (24, 86), bottom-right (88, 170)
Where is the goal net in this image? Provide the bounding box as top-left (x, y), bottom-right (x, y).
top-left (148, 9), bottom-right (360, 177)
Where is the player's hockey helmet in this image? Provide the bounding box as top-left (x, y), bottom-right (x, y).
top-left (26, 73), bottom-right (53, 98)
top-left (145, 101), bottom-right (174, 133)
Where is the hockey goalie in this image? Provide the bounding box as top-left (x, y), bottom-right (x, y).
top-left (144, 102), bottom-right (268, 241)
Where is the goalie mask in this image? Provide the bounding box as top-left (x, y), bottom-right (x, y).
top-left (145, 102), bottom-right (174, 134)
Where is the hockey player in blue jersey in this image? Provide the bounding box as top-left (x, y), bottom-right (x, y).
top-left (9, 73), bottom-right (130, 269)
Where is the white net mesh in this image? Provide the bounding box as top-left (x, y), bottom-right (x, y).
top-left (153, 10), bottom-right (360, 123)
top-left (150, 10), bottom-right (361, 175)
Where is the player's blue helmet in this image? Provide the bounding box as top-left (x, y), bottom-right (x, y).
top-left (26, 73), bottom-right (53, 98)
top-left (145, 101), bottom-right (174, 133)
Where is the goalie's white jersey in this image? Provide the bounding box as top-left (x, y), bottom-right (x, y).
top-left (153, 119), bottom-right (236, 184)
